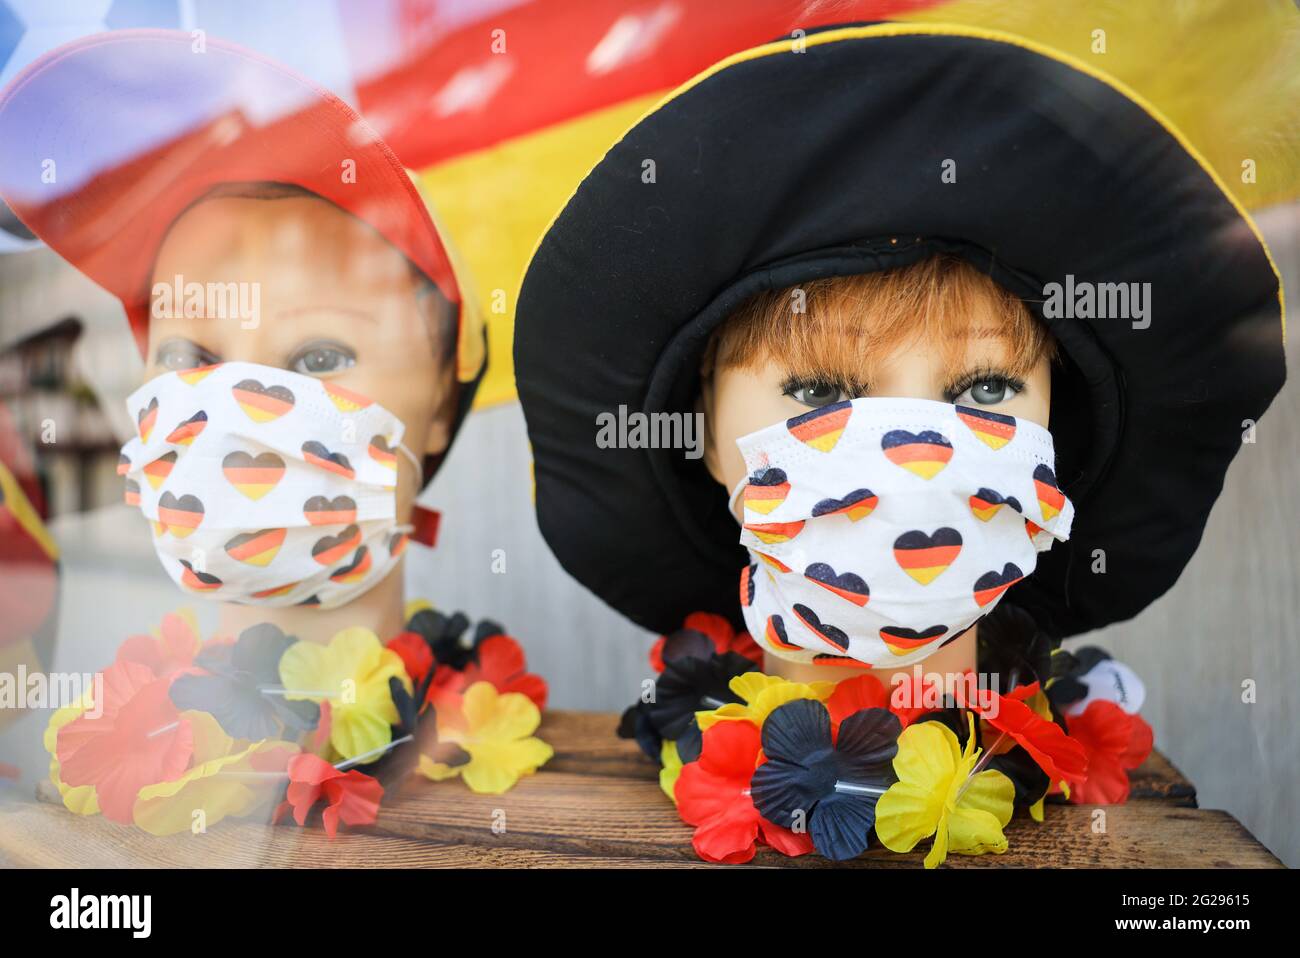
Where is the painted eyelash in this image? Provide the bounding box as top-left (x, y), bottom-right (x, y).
top-left (780, 374), bottom-right (868, 399)
top-left (156, 338), bottom-right (220, 368)
top-left (943, 365), bottom-right (1025, 404)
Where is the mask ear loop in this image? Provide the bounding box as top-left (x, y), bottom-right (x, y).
top-left (397, 442), bottom-right (425, 488)
top-left (397, 440), bottom-right (442, 548)
top-left (727, 476), bottom-right (747, 521)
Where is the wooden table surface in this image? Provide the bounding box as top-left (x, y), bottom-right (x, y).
top-left (0, 710), bottom-right (1282, 868)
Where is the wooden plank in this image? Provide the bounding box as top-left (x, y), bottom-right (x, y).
top-left (1, 710), bottom-right (1269, 869)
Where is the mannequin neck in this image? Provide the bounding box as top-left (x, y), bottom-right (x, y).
top-left (215, 562), bottom-right (407, 644)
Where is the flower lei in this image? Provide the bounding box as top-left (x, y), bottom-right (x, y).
top-left (620, 612), bottom-right (1153, 866)
top-left (43, 603), bottom-right (552, 838)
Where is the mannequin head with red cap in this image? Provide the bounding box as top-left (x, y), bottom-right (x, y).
top-left (131, 180), bottom-right (461, 644)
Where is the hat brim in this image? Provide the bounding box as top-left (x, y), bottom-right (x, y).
top-left (516, 23), bottom-right (1286, 638)
top-left (0, 29), bottom-right (486, 384)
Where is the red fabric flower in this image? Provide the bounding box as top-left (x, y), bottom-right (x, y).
top-left (426, 634), bottom-right (547, 712)
top-left (1064, 700), bottom-right (1153, 805)
top-left (827, 674), bottom-right (893, 727)
top-left (650, 612), bottom-right (762, 673)
top-left (275, 752), bottom-right (384, 838)
top-left (388, 630), bottom-right (435, 685)
top-left (674, 719), bottom-right (814, 863)
top-left (116, 612), bottom-right (201, 679)
top-left (56, 660), bottom-right (194, 823)
top-left (957, 680), bottom-right (1089, 787)
top-left (886, 670), bottom-right (945, 727)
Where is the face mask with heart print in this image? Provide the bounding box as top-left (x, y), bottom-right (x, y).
top-left (119, 361), bottom-right (424, 609)
top-left (730, 396), bottom-right (1074, 669)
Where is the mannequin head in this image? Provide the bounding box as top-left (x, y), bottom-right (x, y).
top-left (142, 182), bottom-right (459, 641)
top-left (700, 255), bottom-right (1056, 682)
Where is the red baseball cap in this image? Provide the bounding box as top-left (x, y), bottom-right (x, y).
top-left (0, 29), bottom-right (484, 382)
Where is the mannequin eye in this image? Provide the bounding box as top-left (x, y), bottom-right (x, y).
top-left (289, 340), bottom-right (357, 376)
top-left (155, 337), bottom-right (219, 371)
top-left (951, 375), bottom-right (1022, 406)
top-left (784, 379), bottom-right (846, 408)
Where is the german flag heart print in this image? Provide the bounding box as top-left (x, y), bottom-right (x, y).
top-left (733, 396), bottom-right (1073, 669)
top-left (119, 361), bottom-right (420, 610)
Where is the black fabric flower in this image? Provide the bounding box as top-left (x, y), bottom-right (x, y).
top-left (405, 608), bottom-right (504, 671)
top-left (750, 699), bottom-right (900, 861)
top-left (617, 701), bottom-right (662, 761)
top-left (647, 651), bottom-right (756, 742)
top-left (170, 622), bottom-right (319, 740)
top-left (977, 601), bottom-right (1058, 691)
top-left (659, 626), bottom-right (717, 665)
top-left (988, 744), bottom-right (1051, 807)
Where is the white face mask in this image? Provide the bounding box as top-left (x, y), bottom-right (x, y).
top-left (120, 361), bottom-right (423, 610)
top-left (731, 397), bottom-right (1073, 668)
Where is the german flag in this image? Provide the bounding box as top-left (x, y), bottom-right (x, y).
top-left (1033, 464), bottom-right (1065, 522)
top-left (786, 401), bottom-right (851, 452)
top-left (804, 562), bottom-right (869, 607)
top-left (763, 614), bottom-right (800, 653)
top-left (956, 405), bottom-right (1016, 450)
top-left (792, 603), bottom-right (850, 653)
top-left (177, 363), bottom-right (221, 386)
top-left (742, 467), bottom-right (788, 514)
top-left (893, 528), bottom-right (962, 584)
top-left (179, 559), bottom-right (221, 592)
top-left (302, 441), bottom-right (355, 480)
top-left (303, 495), bottom-right (357, 526)
top-left (157, 492), bottom-right (204, 538)
top-left (252, 582), bottom-right (298, 600)
top-left (330, 546), bottom-right (372, 585)
top-left (743, 520), bottom-right (804, 545)
top-left (880, 625), bottom-right (947, 656)
top-left (312, 525), bottom-right (362, 566)
top-left (232, 380), bottom-right (295, 423)
top-left (811, 654), bottom-right (874, 670)
top-left (224, 528), bottom-right (286, 567)
top-left (368, 435), bottom-right (398, 471)
top-left (973, 563), bottom-right (1024, 608)
top-left (136, 397), bottom-right (158, 442)
top-left (882, 429), bottom-right (953, 479)
top-left (811, 488), bottom-right (877, 522)
top-left (143, 451), bottom-right (176, 490)
top-left (164, 410), bottom-right (207, 446)
top-left (968, 488), bottom-right (1020, 522)
top-left (739, 563), bottom-right (756, 607)
top-left (325, 381), bottom-right (373, 414)
top-left (222, 451), bottom-right (285, 500)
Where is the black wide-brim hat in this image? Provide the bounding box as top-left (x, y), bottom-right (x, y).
top-left (515, 23), bottom-right (1286, 639)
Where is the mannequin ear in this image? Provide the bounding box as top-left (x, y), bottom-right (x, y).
top-left (697, 374), bottom-right (725, 487)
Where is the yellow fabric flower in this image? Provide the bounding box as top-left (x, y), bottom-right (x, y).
top-left (278, 627), bottom-right (410, 760)
top-left (43, 694), bottom-right (99, 816)
top-left (132, 711), bottom-right (299, 836)
top-left (659, 740), bottom-right (683, 804)
top-left (417, 681), bottom-right (552, 794)
top-left (875, 714), bottom-right (1015, 869)
top-left (404, 598), bottom-right (434, 620)
top-left (697, 673), bottom-right (835, 732)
